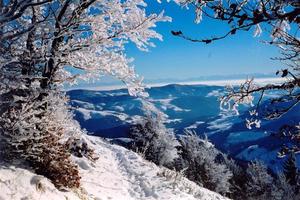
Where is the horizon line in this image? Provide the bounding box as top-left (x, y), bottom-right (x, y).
top-left (65, 77), bottom-right (282, 92)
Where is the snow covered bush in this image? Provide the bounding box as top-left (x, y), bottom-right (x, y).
top-left (224, 159), bottom-right (248, 199)
top-left (0, 0), bottom-right (169, 188)
top-left (66, 136), bottom-right (99, 161)
top-left (0, 84), bottom-right (81, 188)
top-left (272, 173), bottom-right (299, 200)
top-left (245, 160), bottom-right (274, 199)
top-left (176, 131), bottom-right (232, 195)
top-left (244, 160), bottom-right (299, 200)
top-left (283, 152), bottom-right (299, 186)
top-left (130, 101), bottom-right (179, 167)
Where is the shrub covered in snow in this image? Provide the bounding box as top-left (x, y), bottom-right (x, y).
top-left (245, 160), bottom-right (274, 199)
top-left (0, 0), bottom-right (169, 189)
top-left (130, 114), bottom-right (179, 167)
top-left (129, 100), bottom-right (179, 166)
top-left (224, 158), bottom-right (248, 199)
top-left (244, 160), bottom-right (300, 200)
top-left (272, 173), bottom-right (299, 200)
top-left (283, 152), bottom-right (299, 186)
top-left (66, 136), bottom-right (99, 161)
top-left (0, 87), bottom-right (81, 188)
top-left (176, 131), bottom-right (233, 195)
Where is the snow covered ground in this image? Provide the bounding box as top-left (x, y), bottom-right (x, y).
top-left (0, 135), bottom-right (228, 200)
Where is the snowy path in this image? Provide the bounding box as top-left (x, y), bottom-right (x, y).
top-left (80, 136), bottom-right (229, 200)
top-left (0, 136), bottom-right (229, 200)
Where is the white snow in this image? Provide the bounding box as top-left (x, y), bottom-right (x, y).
top-left (227, 131), bottom-right (269, 144)
top-left (206, 89), bottom-right (222, 97)
top-left (76, 107), bottom-right (144, 124)
top-left (150, 98), bottom-right (190, 112)
top-left (207, 114), bottom-right (239, 134)
top-left (186, 121), bottom-right (205, 129)
top-left (77, 107), bottom-right (130, 121)
top-left (165, 118), bottom-right (182, 124)
top-left (0, 135), bottom-right (229, 200)
top-left (71, 100), bottom-right (96, 110)
top-left (113, 105), bottom-right (125, 112)
top-left (77, 107), bottom-right (93, 120)
top-left (0, 164), bottom-right (80, 200)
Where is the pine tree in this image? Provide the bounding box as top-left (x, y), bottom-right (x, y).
top-left (272, 173), bottom-right (298, 200)
top-left (177, 131), bottom-right (232, 195)
top-left (245, 160), bottom-right (273, 200)
top-left (224, 158), bottom-right (248, 199)
top-left (283, 153), bottom-right (299, 186)
top-left (130, 100), bottom-right (179, 167)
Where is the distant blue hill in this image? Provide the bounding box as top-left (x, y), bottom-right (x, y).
top-left (67, 84), bottom-right (300, 171)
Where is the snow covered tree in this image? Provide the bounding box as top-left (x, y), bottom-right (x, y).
top-left (222, 157), bottom-right (248, 199)
top-left (283, 152), bottom-right (299, 186)
top-left (130, 100), bottom-right (179, 166)
top-left (171, 0), bottom-right (300, 132)
top-left (0, 0), bottom-right (170, 188)
top-left (233, 159), bottom-right (300, 200)
top-left (245, 160), bottom-right (273, 200)
top-left (177, 131), bottom-right (232, 195)
top-left (272, 173), bottom-right (299, 200)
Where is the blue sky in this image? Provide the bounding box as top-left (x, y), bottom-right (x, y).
top-left (125, 1), bottom-right (281, 81)
top-left (68, 1), bottom-right (283, 89)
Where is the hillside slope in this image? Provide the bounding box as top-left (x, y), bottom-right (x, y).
top-left (67, 85), bottom-right (300, 170)
top-left (0, 135), bottom-right (228, 200)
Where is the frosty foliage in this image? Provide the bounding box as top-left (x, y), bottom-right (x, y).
top-left (176, 130), bottom-right (232, 195)
top-left (58, 0), bottom-right (171, 97)
top-left (218, 157), bottom-right (300, 199)
top-left (245, 160), bottom-right (274, 199)
top-left (171, 0), bottom-right (300, 134)
top-left (272, 173), bottom-right (298, 200)
top-left (220, 78), bottom-right (257, 115)
top-left (172, 0), bottom-right (298, 45)
top-left (1, 0), bottom-right (171, 96)
top-left (130, 100), bottom-right (179, 166)
top-left (65, 136), bottom-right (99, 161)
top-left (220, 78), bottom-right (264, 129)
top-left (0, 85), bottom-right (81, 188)
top-left (224, 159), bottom-right (248, 199)
top-left (244, 160), bottom-right (300, 200)
top-left (129, 107), bottom-right (299, 199)
top-left (253, 24), bottom-right (262, 37)
top-left (283, 152), bottom-right (299, 186)
top-left (0, 0), bottom-right (170, 188)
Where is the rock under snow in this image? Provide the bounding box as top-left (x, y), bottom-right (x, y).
top-left (0, 135), bottom-right (229, 200)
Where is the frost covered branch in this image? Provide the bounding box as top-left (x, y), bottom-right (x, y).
top-left (0, 0), bottom-right (170, 188)
top-left (170, 0), bottom-right (300, 130)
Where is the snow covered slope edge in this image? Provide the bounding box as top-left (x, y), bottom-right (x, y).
top-left (0, 135), bottom-right (229, 200)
